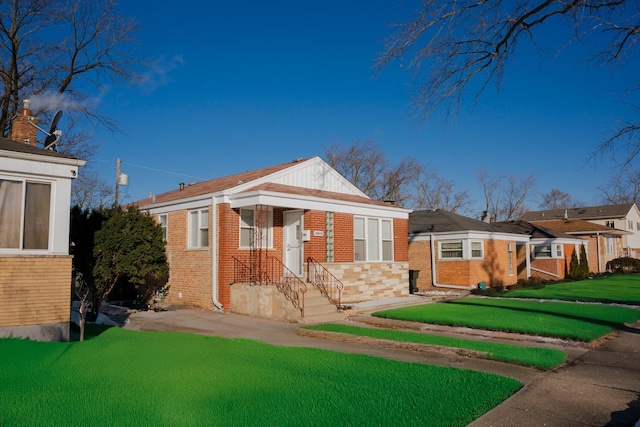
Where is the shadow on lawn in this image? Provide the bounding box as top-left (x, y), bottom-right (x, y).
top-left (446, 300), bottom-right (638, 333)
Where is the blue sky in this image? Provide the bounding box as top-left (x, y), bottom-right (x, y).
top-left (86, 1), bottom-right (639, 213)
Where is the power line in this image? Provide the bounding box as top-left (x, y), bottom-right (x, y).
top-left (122, 161), bottom-right (206, 181)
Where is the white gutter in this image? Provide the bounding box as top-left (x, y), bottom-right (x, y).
top-left (211, 195), bottom-right (223, 311)
top-left (429, 236), bottom-right (476, 290)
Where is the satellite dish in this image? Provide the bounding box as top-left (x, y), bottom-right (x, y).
top-left (43, 111), bottom-right (62, 152)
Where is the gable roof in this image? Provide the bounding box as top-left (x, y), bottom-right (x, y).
top-left (531, 219), bottom-right (630, 236)
top-left (133, 157), bottom-right (409, 216)
top-left (520, 204), bottom-right (636, 222)
top-left (409, 209), bottom-right (520, 235)
top-left (497, 220), bottom-right (583, 240)
top-left (135, 158), bottom-right (306, 207)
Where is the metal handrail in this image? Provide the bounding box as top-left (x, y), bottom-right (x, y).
top-left (306, 257), bottom-right (343, 311)
top-left (232, 255), bottom-right (307, 316)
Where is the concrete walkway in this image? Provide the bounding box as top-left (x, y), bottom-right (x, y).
top-left (123, 298), bottom-right (640, 427)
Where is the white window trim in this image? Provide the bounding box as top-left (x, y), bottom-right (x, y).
top-left (239, 207), bottom-right (273, 249)
top-left (532, 243), bottom-right (564, 259)
top-left (438, 240), bottom-right (485, 260)
top-left (0, 176), bottom-right (53, 253)
top-left (354, 216), bottom-right (394, 262)
top-left (188, 208), bottom-right (209, 249)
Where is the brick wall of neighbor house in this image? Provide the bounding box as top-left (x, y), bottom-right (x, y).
top-left (323, 262), bottom-right (409, 302)
top-left (333, 212), bottom-right (354, 263)
top-left (409, 239), bottom-right (516, 290)
top-left (394, 218), bottom-right (409, 262)
top-left (303, 210), bottom-right (327, 262)
top-left (408, 240), bottom-right (433, 290)
top-left (163, 209), bottom-right (213, 309)
top-left (531, 258), bottom-right (565, 280)
top-left (0, 256), bottom-right (72, 340)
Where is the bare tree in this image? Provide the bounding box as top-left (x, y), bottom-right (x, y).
top-left (376, 1), bottom-right (640, 163)
top-left (478, 168), bottom-right (536, 221)
top-left (539, 188), bottom-right (575, 210)
top-left (598, 169), bottom-right (640, 204)
top-left (0, 0), bottom-right (138, 143)
top-left (325, 140), bottom-right (426, 207)
top-left (72, 170), bottom-right (114, 210)
top-left (325, 139), bottom-right (386, 197)
top-left (414, 169), bottom-right (473, 214)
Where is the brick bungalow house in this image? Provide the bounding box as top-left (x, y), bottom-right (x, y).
top-left (408, 210), bottom-right (530, 291)
top-left (517, 219), bottom-right (628, 273)
top-left (0, 102), bottom-right (85, 341)
top-left (497, 220), bottom-right (588, 280)
top-left (521, 204), bottom-right (640, 258)
top-left (133, 157), bottom-right (410, 321)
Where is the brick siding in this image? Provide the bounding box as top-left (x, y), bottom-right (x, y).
top-left (0, 256), bottom-right (71, 327)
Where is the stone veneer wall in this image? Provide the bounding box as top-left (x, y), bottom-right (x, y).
top-left (320, 262), bottom-right (409, 303)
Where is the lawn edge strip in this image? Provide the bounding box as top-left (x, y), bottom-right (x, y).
top-left (352, 314), bottom-right (591, 348)
top-left (298, 327), bottom-right (491, 359)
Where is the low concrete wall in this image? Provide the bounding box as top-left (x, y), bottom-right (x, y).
top-left (230, 283), bottom-right (300, 322)
top-left (0, 322), bottom-right (70, 342)
top-left (320, 262), bottom-right (410, 303)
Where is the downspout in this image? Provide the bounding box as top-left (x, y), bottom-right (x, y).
top-left (211, 195), bottom-right (223, 311)
top-left (596, 232), bottom-right (602, 273)
top-left (530, 267), bottom-right (561, 278)
top-left (429, 235), bottom-right (476, 290)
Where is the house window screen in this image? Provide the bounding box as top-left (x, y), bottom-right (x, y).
top-left (158, 214), bottom-right (168, 242)
top-left (23, 182), bottom-right (51, 250)
top-left (189, 209), bottom-right (209, 248)
top-left (240, 209), bottom-right (254, 247)
top-left (441, 242), bottom-right (463, 258)
top-left (471, 241), bottom-right (483, 258)
top-left (381, 219), bottom-right (393, 261)
top-left (367, 218), bottom-right (379, 261)
top-left (354, 217), bottom-right (365, 261)
top-left (0, 179), bottom-right (51, 250)
top-left (0, 179), bottom-right (22, 248)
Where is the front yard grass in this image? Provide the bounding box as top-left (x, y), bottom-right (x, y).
top-left (502, 274), bottom-right (640, 305)
top-left (373, 298), bottom-right (640, 342)
top-left (0, 326), bottom-right (521, 427)
top-left (303, 324), bottom-right (567, 369)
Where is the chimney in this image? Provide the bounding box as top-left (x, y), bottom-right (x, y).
top-left (480, 211), bottom-right (491, 223)
top-left (179, 182), bottom-right (185, 191)
top-left (9, 99), bottom-right (39, 146)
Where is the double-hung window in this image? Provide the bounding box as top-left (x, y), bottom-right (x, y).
top-left (440, 242), bottom-right (463, 259)
top-left (188, 208), bottom-right (209, 248)
top-left (158, 214), bottom-right (168, 242)
top-left (532, 243), bottom-right (563, 259)
top-left (239, 208), bottom-right (273, 249)
top-left (0, 178), bottom-right (51, 250)
top-left (470, 241), bottom-right (484, 258)
top-left (354, 217), bottom-right (393, 262)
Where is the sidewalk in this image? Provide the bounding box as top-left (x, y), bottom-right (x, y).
top-left (123, 299), bottom-right (640, 426)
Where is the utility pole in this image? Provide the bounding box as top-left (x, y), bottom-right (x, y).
top-left (114, 157), bottom-right (121, 207)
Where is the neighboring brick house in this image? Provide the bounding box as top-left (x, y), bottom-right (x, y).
top-left (0, 103), bottom-right (85, 341)
top-left (133, 157), bottom-right (410, 320)
top-left (518, 219), bottom-right (628, 273)
top-left (521, 204), bottom-right (640, 258)
top-left (408, 210), bottom-right (529, 291)
top-left (497, 221), bottom-right (588, 281)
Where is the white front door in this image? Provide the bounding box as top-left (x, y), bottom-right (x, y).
top-left (283, 210), bottom-right (303, 276)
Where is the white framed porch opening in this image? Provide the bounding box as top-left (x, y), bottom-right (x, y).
top-left (283, 210), bottom-right (304, 277)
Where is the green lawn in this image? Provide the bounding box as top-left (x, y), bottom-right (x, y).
top-left (503, 274), bottom-right (640, 305)
top-left (0, 327), bottom-right (521, 427)
top-left (373, 298), bottom-right (640, 341)
top-left (303, 324), bottom-right (567, 369)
